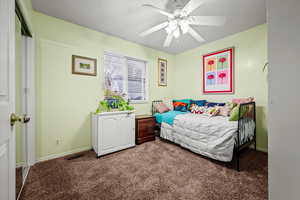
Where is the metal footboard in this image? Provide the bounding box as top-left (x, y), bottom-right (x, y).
top-left (235, 102), bottom-right (256, 171)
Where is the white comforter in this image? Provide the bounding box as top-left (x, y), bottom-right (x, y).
top-left (161, 114), bottom-right (240, 162)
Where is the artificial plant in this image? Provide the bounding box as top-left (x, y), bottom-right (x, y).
top-left (95, 90), bottom-right (134, 113)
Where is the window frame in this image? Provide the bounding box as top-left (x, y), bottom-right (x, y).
top-left (103, 51), bottom-right (149, 104)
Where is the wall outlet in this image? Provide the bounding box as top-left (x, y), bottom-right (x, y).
top-left (56, 139), bottom-right (60, 145)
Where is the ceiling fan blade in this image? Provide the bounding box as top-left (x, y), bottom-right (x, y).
top-left (181, 0), bottom-right (205, 16)
top-left (188, 27), bottom-right (205, 42)
top-left (143, 4), bottom-right (174, 19)
top-left (163, 34), bottom-right (173, 47)
top-left (140, 22), bottom-right (169, 37)
top-left (188, 16), bottom-right (226, 26)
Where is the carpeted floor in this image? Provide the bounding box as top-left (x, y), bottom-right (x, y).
top-left (20, 138), bottom-right (268, 200)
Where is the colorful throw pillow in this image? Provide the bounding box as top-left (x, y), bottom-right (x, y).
top-left (218, 105), bottom-right (231, 117)
top-left (204, 107), bottom-right (220, 117)
top-left (154, 102), bottom-right (170, 114)
top-left (217, 102), bottom-right (237, 117)
top-left (173, 101), bottom-right (188, 112)
top-left (229, 105), bottom-right (249, 121)
top-left (206, 102), bottom-right (226, 107)
top-left (191, 100), bottom-right (207, 107)
top-left (173, 99), bottom-right (192, 109)
top-left (232, 97), bottom-right (254, 104)
top-left (190, 104), bottom-right (206, 114)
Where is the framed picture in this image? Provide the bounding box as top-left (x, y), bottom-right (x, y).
top-left (72, 55), bottom-right (97, 76)
top-left (158, 58), bottom-right (167, 86)
top-left (202, 47), bottom-right (234, 94)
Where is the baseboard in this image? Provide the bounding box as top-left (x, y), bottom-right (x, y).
top-left (256, 146), bottom-right (268, 153)
top-left (16, 162), bottom-right (25, 168)
top-left (37, 146), bottom-right (92, 163)
top-left (249, 145), bottom-right (268, 153)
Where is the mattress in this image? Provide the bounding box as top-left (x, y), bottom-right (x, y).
top-left (160, 113), bottom-right (255, 162)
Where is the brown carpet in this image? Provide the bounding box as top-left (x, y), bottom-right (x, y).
top-left (20, 138), bottom-right (268, 200)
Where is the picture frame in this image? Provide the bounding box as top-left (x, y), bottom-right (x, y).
top-left (158, 58), bottom-right (167, 86)
top-left (202, 47), bottom-right (234, 94)
top-left (72, 55), bottom-right (97, 76)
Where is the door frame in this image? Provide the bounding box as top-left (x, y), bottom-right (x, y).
top-left (21, 36), bottom-right (35, 168)
top-left (16, 36), bottom-right (35, 200)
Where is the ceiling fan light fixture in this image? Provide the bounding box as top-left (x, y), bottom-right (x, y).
top-left (165, 26), bottom-right (172, 34)
top-left (169, 20), bottom-right (178, 31)
top-left (179, 20), bottom-right (190, 34)
top-left (173, 27), bottom-right (180, 38)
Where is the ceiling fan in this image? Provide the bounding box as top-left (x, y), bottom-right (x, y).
top-left (140, 0), bottom-right (226, 47)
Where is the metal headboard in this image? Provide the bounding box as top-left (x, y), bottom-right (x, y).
top-left (152, 100), bottom-right (163, 115)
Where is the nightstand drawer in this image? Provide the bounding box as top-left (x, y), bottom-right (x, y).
top-left (135, 115), bottom-right (156, 144)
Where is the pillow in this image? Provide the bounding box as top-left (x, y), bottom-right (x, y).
top-left (218, 105), bottom-right (231, 117)
top-left (173, 99), bottom-right (192, 109)
top-left (173, 101), bottom-right (188, 112)
top-left (204, 107), bottom-right (220, 117)
top-left (190, 104), bottom-right (206, 114)
top-left (229, 105), bottom-right (249, 121)
top-left (217, 102), bottom-right (237, 117)
top-left (232, 97), bottom-right (254, 104)
top-left (154, 102), bottom-right (170, 114)
top-left (206, 102), bottom-right (226, 107)
top-left (191, 100), bottom-right (207, 107)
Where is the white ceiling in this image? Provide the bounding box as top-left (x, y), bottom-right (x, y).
top-left (31, 0), bottom-right (266, 54)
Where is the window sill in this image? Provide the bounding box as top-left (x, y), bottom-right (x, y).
top-left (130, 100), bottom-right (148, 104)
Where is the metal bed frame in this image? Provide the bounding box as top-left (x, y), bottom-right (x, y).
top-left (152, 100), bottom-right (256, 171)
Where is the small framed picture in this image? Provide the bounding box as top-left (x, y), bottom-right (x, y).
top-left (158, 58), bottom-right (167, 86)
top-left (72, 55), bottom-right (97, 76)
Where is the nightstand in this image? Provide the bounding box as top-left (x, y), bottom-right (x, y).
top-left (135, 115), bottom-right (156, 144)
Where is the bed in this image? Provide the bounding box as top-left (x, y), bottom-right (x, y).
top-left (152, 100), bottom-right (256, 171)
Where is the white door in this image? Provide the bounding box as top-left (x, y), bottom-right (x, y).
top-left (0, 0), bottom-right (16, 200)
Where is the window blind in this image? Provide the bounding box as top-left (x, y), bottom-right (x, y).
top-left (127, 58), bottom-right (147, 101)
top-left (103, 52), bottom-right (148, 102)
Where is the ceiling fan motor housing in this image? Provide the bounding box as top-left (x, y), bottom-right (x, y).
top-left (172, 0), bottom-right (186, 10)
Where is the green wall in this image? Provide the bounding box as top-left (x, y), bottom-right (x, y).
top-left (15, 16), bottom-right (23, 164)
top-left (173, 24), bottom-right (268, 152)
top-left (33, 12), bottom-right (175, 160)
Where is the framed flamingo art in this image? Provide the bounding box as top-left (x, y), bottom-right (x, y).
top-left (202, 47), bottom-right (234, 94)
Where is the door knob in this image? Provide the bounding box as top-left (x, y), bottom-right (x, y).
top-left (10, 113), bottom-right (30, 126)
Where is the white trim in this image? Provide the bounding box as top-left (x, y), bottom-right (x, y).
top-left (16, 167), bottom-right (30, 200)
top-left (15, 162), bottom-right (25, 169)
top-left (22, 37), bottom-right (36, 166)
top-left (36, 146), bottom-right (91, 163)
top-left (256, 146), bottom-right (268, 153)
top-left (8, 0), bottom-right (16, 199)
top-left (93, 110), bottom-right (134, 116)
top-left (249, 145), bottom-right (268, 153)
top-left (130, 100), bottom-right (149, 104)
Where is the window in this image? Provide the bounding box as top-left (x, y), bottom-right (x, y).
top-left (104, 52), bottom-right (148, 103)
